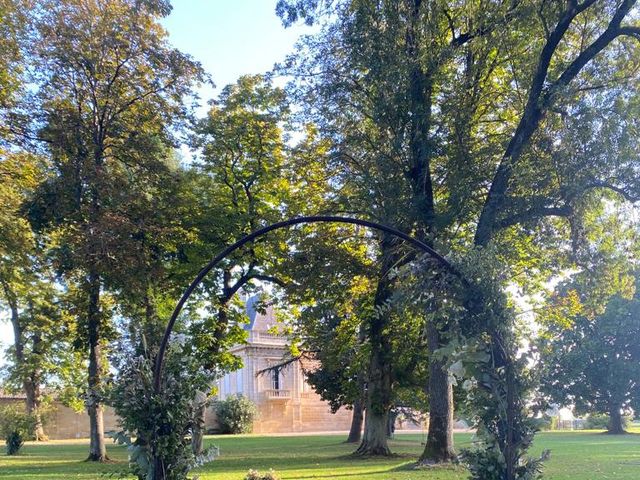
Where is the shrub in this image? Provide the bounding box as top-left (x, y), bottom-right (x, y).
top-left (0, 405), bottom-right (36, 455)
top-left (537, 414), bottom-right (562, 431)
top-left (214, 395), bottom-right (257, 434)
top-left (245, 469), bottom-right (280, 480)
top-left (585, 413), bottom-right (632, 430)
top-left (110, 340), bottom-right (218, 480)
top-left (585, 413), bottom-right (609, 430)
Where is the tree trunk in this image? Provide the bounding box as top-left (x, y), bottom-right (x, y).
top-left (86, 272), bottom-right (107, 462)
top-left (191, 390), bottom-right (209, 455)
top-left (356, 405), bottom-right (391, 456)
top-left (3, 283), bottom-right (48, 441)
top-left (24, 379), bottom-right (47, 441)
top-left (347, 325), bottom-right (367, 444)
top-left (355, 237), bottom-right (394, 456)
top-left (28, 333), bottom-right (47, 441)
top-left (346, 397), bottom-right (364, 443)
top-left (420, 321), bottom-right (455, 463)
top-left (152, 457), bottom-right (167, 480)
top-left (387, 409), bottom-right (397, 438)
top-left (405, 4), bottom-right (456, 464)
top-left (608, 404), bottom-right (626, 434)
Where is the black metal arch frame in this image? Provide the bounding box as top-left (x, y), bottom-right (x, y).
top-left (152, 215), bottom-right (461, 392)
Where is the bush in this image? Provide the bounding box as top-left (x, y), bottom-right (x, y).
top-left (585, 413), bottom-right (632, 430)
top-left (6, 430), bottom-right (24, 455)
top-left (245, 469), bottom-right (280, 480)
top-left (214, 395), bottom-right (257, 434)
top-left (110, 340), bottom-right (218, 480)
top-left (585, 413), bottom-right (609, 430)
top-left (537, 414), bottom-right (556, 431)
top-left (0, 405), bottom-right (36, 455)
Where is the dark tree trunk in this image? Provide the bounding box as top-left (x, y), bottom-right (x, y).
top-left (386, 409), bottom-right (397, 438)
top-left (86, 271), bottom-right (107, 462)
top-left (420, 321), bottom-right (455, 463)
top-left (355, 237), bottom-right (395, 456)
top-left (405, 3), bottom-right (457, 463)
top-left (24, 379), bottom-right (47, 441)
top-left (346, 397), bottom-right (364, 443)
top-left (153, 457), bottom-right (167, 480)
top-left (607, 404), bottom-right (626, 434)
top-left (25, 333), bottom-right (47, 441)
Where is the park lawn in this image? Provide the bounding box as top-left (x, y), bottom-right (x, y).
top-left (0, 431), bottom-right (639, 479)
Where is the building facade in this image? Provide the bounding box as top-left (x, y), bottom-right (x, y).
top-left (211, 297), bottom-right (353, 434)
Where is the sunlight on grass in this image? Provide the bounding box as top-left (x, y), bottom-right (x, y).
top-left (1, 432), bottom-right (640, 479)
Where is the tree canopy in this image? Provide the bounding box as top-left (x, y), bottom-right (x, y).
top-left (1, 2), bottom-right (640, 480)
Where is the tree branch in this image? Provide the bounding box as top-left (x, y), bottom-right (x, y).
top-left (497, 204), bottom-right (573, 230)
top-left (250, 274), bottom-right (288, 289)
top-left (474, 0), bottom-right (637, 246)
top-left (584, 181), bottom-right (640, 202)
top-left (618, 25), bottom-right (640, 41)
top-left (553, 0), bottom-right (638, 90)
top-left (450, 0), bottom-right (522, 48)
top-left (255, 350), bottom-right (319, 377)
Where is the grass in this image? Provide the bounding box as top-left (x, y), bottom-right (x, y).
top-left (1, 431), bottom-right (640, 479)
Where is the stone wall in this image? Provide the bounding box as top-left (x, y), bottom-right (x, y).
top-left (0, 397), bottom-right (120, 440)
top-left (204, 392), bottom-right (353, 434)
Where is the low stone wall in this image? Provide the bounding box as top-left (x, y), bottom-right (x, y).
top-left (0, 397), bottom-right (120, 440)
top-left (45, 404), bottom-right (120, 440)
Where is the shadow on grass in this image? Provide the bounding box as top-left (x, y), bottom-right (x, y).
top-left (339, 452), bottom-right (418, 461)
top-left (288, 461), bottom-right (464, 479)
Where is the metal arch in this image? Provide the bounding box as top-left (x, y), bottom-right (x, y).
top-left (152, 215), bottom-right (462, 392)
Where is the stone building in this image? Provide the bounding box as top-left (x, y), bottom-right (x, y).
top-left (211, 296), bottom-right (354, 433)
top-left (0, 297), bottom-right (355, 439)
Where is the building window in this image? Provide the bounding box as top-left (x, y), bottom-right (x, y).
top-left (236, 369), bottom-right (244, 394)
top-left (224, 374), bottom-right (231, 395)
top-left (272, 369), bottom-right (280, 390)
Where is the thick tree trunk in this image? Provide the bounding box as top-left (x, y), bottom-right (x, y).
top-left (607, 404), bottom-right (626, 434)
top-left (86, 272), bottom-right (107, 462)
top-left (420, 321), bottom-right (455, 463)
top-left (355, 237), bottom-right (394, 457)
top-left (405, 4), bottom-right (456, 464)
top-left (356, 405), bottom-right (391, 456)
top-left (24, 379), bottom-right (47, 441)
top-left (346, 397), bottom-right (364, 443)
top-left (153, 457), bottom-right (167, 480)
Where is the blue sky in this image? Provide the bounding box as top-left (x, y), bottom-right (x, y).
top-left (162, 0), bottom-right (313, 105)
top-left (0, 1), bottom-right (313, 364)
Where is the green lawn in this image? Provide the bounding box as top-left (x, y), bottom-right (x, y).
top-left (1, 431), bottom-right (639, 479)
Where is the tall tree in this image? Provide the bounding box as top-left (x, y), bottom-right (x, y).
top-left (188, 74), bottom-right (294, 454)
top-left (0, 153), bottom-right (70, 441)
top-left (0, 0), bottom-right (26, 138)
top-left (280, 227), bottom-right (375, 445)
top-left (277, 0), bottom-right (640, 476)
top-left (541, 289), bottom-right (640, 434)
top-left (540, 206), bottom-right (640, 434)
top-left (27, 0), bottom-right (204, 461)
